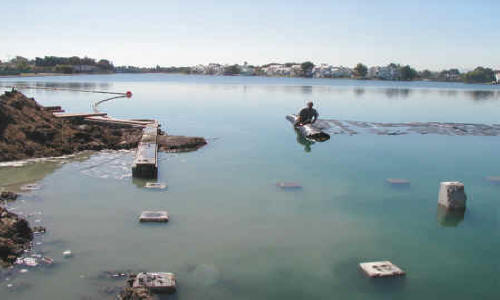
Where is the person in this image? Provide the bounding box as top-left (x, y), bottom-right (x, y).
top-left (295, 101), bottom-right (318, 126)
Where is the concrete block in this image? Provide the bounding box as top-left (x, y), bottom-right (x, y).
top-left (276, 182), bottom-right (302, 190)
top-left (132, 272), bottom-right (176, 294)
top-left (438, 181), bottom-right (466, 211)
top-left (386, 178), bottom-right (410, 186)
top-left (145, 182), bottom-right (167, 189)
top-left (359, 261), bottom-right (405, 278)
top-left (485, 176), bottom-right (500, 184)
top-left (139, 211), bottom-right (169, 223)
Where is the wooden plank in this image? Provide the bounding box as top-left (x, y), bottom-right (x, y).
top-left (85, 116), bottom-right (154, 127)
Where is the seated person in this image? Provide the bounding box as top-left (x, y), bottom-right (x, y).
top-left (296, 101), bottom-right (318, 126)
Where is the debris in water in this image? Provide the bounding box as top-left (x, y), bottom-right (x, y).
top-left (359, 261), bottom-right (405, 278)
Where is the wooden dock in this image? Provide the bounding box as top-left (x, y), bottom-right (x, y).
top-left (132, 123), bottom-right (159, 178)
top-left (53, 112), bottom-right (107, 118)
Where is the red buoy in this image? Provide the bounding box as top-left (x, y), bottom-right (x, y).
top-left (126, 91), bottom-right (133, 98)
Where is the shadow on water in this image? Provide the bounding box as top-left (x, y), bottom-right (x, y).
top-left (294, 129), bottom-right (315, 153)
top-left (436, 206), bottom-right (465, 227)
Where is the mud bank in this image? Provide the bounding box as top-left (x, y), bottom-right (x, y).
top-left (0, 91), bottom-right (142, 162)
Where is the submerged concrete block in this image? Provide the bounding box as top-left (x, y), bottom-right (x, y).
top-left (276, 182), bottom-right (302, 190)
top-left (485, 176), bottom-right (500, 184)
top-left (386, 178), bottom-right (410, 186)
top-left (132, 272), bottom-right (176, 294)
top-left (145, 182), bottom-right (167, 189)
top-left (438, 182), bottom-right (466, 211)
top-left (139, 211), bottom-right (169, 223)
top-left (359, 261), bottom-right (405, 278)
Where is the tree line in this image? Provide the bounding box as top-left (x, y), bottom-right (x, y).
top-left (0, 56), bottom-right (497, 83)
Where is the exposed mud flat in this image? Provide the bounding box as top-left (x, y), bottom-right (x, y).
top-left (316, 119), bottom-right (500, 136)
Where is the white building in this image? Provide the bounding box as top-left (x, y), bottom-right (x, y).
top-left (368, 65), bottom-right (400, 80)
top-left (312, 64), bottom-right (352, 78)
top-left (495, 71), bottom-right (500, 83)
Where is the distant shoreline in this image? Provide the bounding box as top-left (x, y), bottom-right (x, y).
top-left (0, 72), bottom-right (498, 85)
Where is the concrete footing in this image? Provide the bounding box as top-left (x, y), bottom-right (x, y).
top-left (438, 181), bottom-right (466, 211)
top-left (139, 211), bottom-right (169, 223)
top-left (132, 272), bottom-right (176, 294)
top-left (360, 261), bottom-right (405, 278)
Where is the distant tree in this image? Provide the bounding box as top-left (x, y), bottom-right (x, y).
top-left (54, 64), bottom-right (74, 74)
top-left (81, 57), bottom-right (96, 65)
top-left (68, 56), bottom-right (81, 65)
top-left (224, 64), bottom-right (241, 75)
top-left (300, 61), bottom-right (314, 77)
top-left (353, 63), bottom-right (368, 77)
top-left (400, 65), bottom-right (417, 81)
top-left (97, 59), bottom-right (114, 71)
top-left (420, 69), bottom-right (433, 79)
top-left (463, 67), bottom-right (495, 83)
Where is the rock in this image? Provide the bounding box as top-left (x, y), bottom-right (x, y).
top-left (438, 181), bottom-right (467, 211)
top-left (32, 226), bottom-right (46, 234)
top-left (0, 191), bottom-right (18, 201)
top-left (0, 207), bottom-right (33, 266)
top-left (157, 135), bottom-right (207, 153)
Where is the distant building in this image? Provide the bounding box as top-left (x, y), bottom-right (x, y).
top-left (495, 71), bottom-right (500, 83)
top-left (73, 65), bottom-right (98, 73)
top-left (368, 65), bottom-right (400, 80)
top-left (312, 64), bottom-right (352, 78)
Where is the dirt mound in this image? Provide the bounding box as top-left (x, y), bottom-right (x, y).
top-left (0, 91), bottom-right (142, 162)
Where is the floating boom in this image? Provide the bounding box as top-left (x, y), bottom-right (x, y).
top-left (286, 114), bottom-right (330, 142)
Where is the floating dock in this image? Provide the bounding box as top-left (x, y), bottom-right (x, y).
top-left (132, 123), bottom-right (159, 178)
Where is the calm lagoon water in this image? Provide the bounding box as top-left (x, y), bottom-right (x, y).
top-left (0, 74), bottom-right (499, 299)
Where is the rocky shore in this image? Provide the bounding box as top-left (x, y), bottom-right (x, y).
top-left (0, 192), bottom-right (33, 267)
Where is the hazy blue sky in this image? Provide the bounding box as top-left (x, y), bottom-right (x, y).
top-left (2, 0), bottom-right (499, 70)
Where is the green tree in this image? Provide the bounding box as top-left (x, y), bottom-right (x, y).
top-left (300, 61), bottom-right (315, 77)
top-left (463, 67), bottom-right (495, 83)
top-left (400, 65), bottom-right (417, 81)
top-left (353, 63), bottom-right (368, 77)
top-left (224, 64), bottom-right (241, 75)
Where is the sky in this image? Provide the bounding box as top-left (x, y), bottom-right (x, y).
top-left (1, 0), bottom-right (499, 71)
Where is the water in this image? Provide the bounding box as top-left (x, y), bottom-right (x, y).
top-left (0, 74), bottom-right (499, 299)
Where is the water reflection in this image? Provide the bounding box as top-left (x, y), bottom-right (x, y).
top-left (294, 129), bottom-right (314, 152)
top-left (384, 88), bottom-right (411, 98)
top-left (465, 90), bottom-right (497, 101)
top-left (436, 206), bottom-right (465, 227)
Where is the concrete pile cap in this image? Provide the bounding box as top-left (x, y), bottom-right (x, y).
top-left (386, 178), bottom-right (410, 185)
top-left (438, 181), bottom-right (467, 210)
top-left (133, 272), bottom-right (176, 293)
top-left (139, 211), bottom-right (169, 222)
top-left (276, 182), bottom-right (302, 189)
top-left (145, 182), bottom-right (167, 189)
top-left (359, 261), bottom-right (405, 278)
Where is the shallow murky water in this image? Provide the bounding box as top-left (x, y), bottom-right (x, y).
top-left (0, 75), bottom-right (499, 299)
